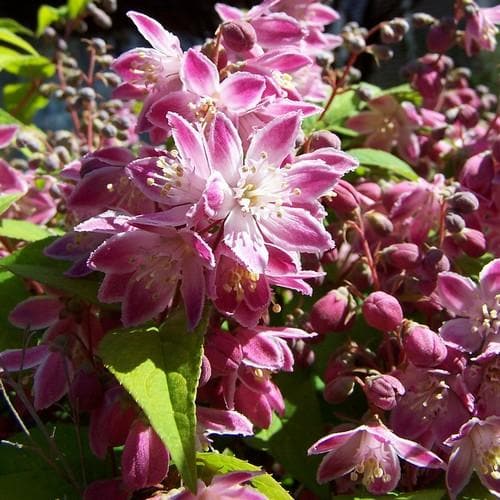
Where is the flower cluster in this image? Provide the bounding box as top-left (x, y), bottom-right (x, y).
top-left (0, 0), bottom-right (499, 498)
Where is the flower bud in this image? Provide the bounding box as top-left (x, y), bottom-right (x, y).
top-left (426, 17), bottom-right (455, 53)
top-left (368, 45), bottom-right (394, 61)
top-left (16, 132), bottom-right (44, 153)
top-left (383, 243), bottom-right (420, 269)
top-left (326, 180), bottom-right (359, 213)
top-left (310, 287), bottom-right (353, 335)
top-left (445, 212), bottom-right (466, 233)
top-left (380, 24), bottom-right (397, 44)
top-left (324, 375), bottom-right (355, 404)
top-left (364, 374), bottom-right (405, 410)
top-left (453, 228), bottom-right (486, 257)
top-left (365, 211), bottom-right (394, 236)
top-left (403, 325), bottom-right (447, 367)
top-left (422, 247), bottom-right (450, 274)
top-left (390, 17), bottom-right (409, 37)
top-left (308, 130), bottom-right (341, 150)
top-left (457, 104), bottom-right (479, 128)
top-left (363, 292), bottom-right (403, 332)
top-left (87, 3), bottom-right (112, 29)
top-left (412, 12), bottom-right (436, 28)
top-left (448, 191), bottom-right (479, 214)
top-left (221, 20), bottom-right (257, 52)
top-left (356, 85), bottom-right (376, 102)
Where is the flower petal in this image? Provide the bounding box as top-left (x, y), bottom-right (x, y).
top-left (220, 72), bottom-right (266, 113)
top-left (0, 125), bottom-right (18, 148)
top-left (127, 11), bottom-right (180, 54)
top-left (436, 272), bottom-right (478, 316)
top-left (180, 48), bottom-right (219, 97)
top-left (180, 257), bottom-right (205, 330)
top-left (446, 442), bottom-right (474, 500)
top-left (33, 352), bottom-right (68, 410)
top-left (9, 296), bottom-right (62, 330)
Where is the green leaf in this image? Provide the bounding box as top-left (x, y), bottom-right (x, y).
top-left (0, 270), bottom-right (29, 351)
top-left (0, 28), bottom-right (38, 55)
top-left (0, 193), bottom-right (24, 216)
top-left (68, 0), bottom-right (88, 19)
top-left (0, 237), bottom-right (100, 304)
top-left (347, 148), bottom-right (419, 181)
top-left (250, 371), bottom-right (328, 497)
top-left (380, 83), bottom-right (423, 105)
top-left (0, 51), bottom-right (55, 78)
top-left (0, 107), bottom-right (22, 125)
top-left (36, 5), bottom-right (67, 37)
top-left (99, 309), bottom-right (208, 491)
top-left (197, 452), bottom-right (292, 500)
top-left (3, 83), bottom-right (49, 122)
top-left (0, 19), bottom-right (33, 37)
top-left (0, 219), bottom-right (62, 242)
top-left (0, 423), bottom-right (113, 499)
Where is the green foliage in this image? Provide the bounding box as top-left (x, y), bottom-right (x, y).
top-left (347, 148), bottom-right (419, 181)
top-left (0, 237), bottom-right (101, 304)
top-left (0, 28), bottom-right (38, 56)
top-left (0, 270), bottom-right (29, 351)
top-left (0, 19), bottom-right (33, 37)
top-left (0, 424), bottom-right (112, 499)
top-left (0, 107), bottom-right (22, 125)
top-left (36, 5), bottom-right (68, 36)
top-left (99, 308), bottom-right (208, 491)
top-left (68, 0), bottom-right (89, 20)
top-left (197, 452), bottom-right (292, 499)
top-left (251, 370), bottom-right (328, 498)
top-left (0, 193), bottom-right (24, 216)
top-left (0, 219), bottom-right (62, 242)
top-left (3, 83), bottom-right (49, 124)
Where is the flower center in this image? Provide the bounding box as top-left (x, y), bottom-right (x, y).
top-left (472, 295), bottom-right (500, 336)
top-left (350, 455), bottom-right (391, 486)
top-left (223, 266), bottom-right (260, 302)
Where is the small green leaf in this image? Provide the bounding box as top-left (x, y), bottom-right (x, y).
top-left (0, 19), bottom-right (33, 37)
top-left (36, 5), bottom-right (67, 37)
top-left (99, 309), bottom-right (208, 491)
top-left (0, 219), bottom-right (61, 242)
top-left (3, 83), bottom-right (49, 122)
top-left (197, 452), bottom-right (292, 500)
top-left (347, 148), bottom-right (419, 181)
top-left (380, 83), bottom-right (423, 105)
top-left (0, 193), bottom-right (24, 216)
top-left (0, 237), bottom-right (100, 304)
top-left (0, 107), bottom-right (22, 125)
top-left (0, 52), bottom-right (55, 78)
top-left (0, 270), bottom-right (29, 351)
top-left (0, 28), bottom-right (38, 55)
top-left (68, 0), bottom-right (89, 19)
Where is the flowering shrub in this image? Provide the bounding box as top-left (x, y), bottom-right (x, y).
top-left (0, 0), bottom-right (499, 498)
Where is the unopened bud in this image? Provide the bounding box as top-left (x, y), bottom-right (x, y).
top-left (365, 211), bottom-right (394, 236)
top-left (101, 0), bottom-right (117, 13)
top-left (308, 130), bottom-right (341, 150)
top-left (363, 291), bottom-right (403, 332)
top-left (404, 324), bottom-right (447, 367)
top-left (445, 212), bottom-right (466, 233)
top-left (412, 12), bottom-right (436, 28)
top-left (364, 374), bottom-right (405, 410)
top-left (102, 124), bottom-right (117, 138)
top-left (326, 180), bottom-right (359, 213)
top-left (453, 228), bottom-right (486, 257)
top-left (457, 104), bottom-right (479, 128)
top-left (78, 87), bottom-right (96, 101)
top-left (422, 247), bottom-right (450, 274)
top-left (16, 132), bottom-right (43, 153)
top-left (221, 20), bottom-right (257, 52)
top-left (380, 24), bottom-right (397, 44)
top-left (324, 375), bottom-right (355, 404)
top-left (310, 287), bottom-right (353, 334)
top-left (384, 242), bottom-right (420, 269)
top-left (87, 3), bottom-right (112, 29)
top-left (369, 45), bottom-right (394, 61)
top-left (426, 17), bottom-right (456, 53)
top-left (356, 85), bottom-right (376, 101)
top-left (344, 33), bottom-right (366, 54)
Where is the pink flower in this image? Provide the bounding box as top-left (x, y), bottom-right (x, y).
top-left (308, 423), bottom-right (444, 494)
top-left (88, 227), bottom-right (215, 328)
top-left (112, 11), bottom-right (182, 95)
top-left (462, 4), bottom-right (500, 56)
top-left (346, 95), bottom-right (422, 163)
top-left (169, 471), bottom-right (266, 499)
top-left (436, 258), bottom-right (500, 354)
top-left (445, 416), bottom-right (500, 499)
top-left (0, 124), bottom-right (18, 148)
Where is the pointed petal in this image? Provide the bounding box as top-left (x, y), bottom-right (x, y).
top-left (252, 13), bottom-right (303, 48)
top-left (439, 318), bottom-right (481, 353)
top-left (0, 125), bottom-right (18, 148)
top-left (197, 407), bottom-right (253, 436)
top-left (180, 48), bottom-right (219, 97)
top-left (220, 72), bottom-right (266, 113)
top-left (180, 257), bottom-right (205, 330)
top-left (127, 11), bottom-right (180, 54)
top-left (9, 296), bottom-right (62, 330)
top-left (316, 443), bottom-right (359, 483)
top-left (308, 428), bottom-right (360, 454)
top-left (147, 91), bottom-right (195, 129)
top-left (479, 258), bottom-right (500, 299)
top-left (98, 272), bottom-right (133, 303)
top-left (436, 272), bottom-right (478, 316)
top-left (246, 112), bottom-right (301, 166)
top-left (33, 352), bottom-right (68, 409)
top-left (0, 345), bottom-right (49, 372)
top-left (260, 207), bottom-right (334, 253)
top-left (446, 443), bottom-right (474, 500)
top-left (206, 112), bottom-right (242, 185)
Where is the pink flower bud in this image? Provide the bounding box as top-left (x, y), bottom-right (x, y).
top-left (364, 374), bottom-right (405, 410)
top-left (365, 211), bottom-right (394, 236)
top-left (326, 180), bottom-right (359, 213)
top-left (221, 20), bottom-right (257, 52)
top-left (121, 419), bottom-right (169, 490)
top-left (384, 243), bottom-right (420, 269)
top-left (404, 325), bottom-right (447, 367)
top-left (363, 292), bottom-right (403, 332)
top-left (426, 18), bottom-right (456, 53)
top-left (453, 228), bottom-right (486, 257)
top-left (457, 104), bottom-right (479, 128)
top-left (310, 287), bottom-right (352, 334)
top-left (308, 131), bottom-right (341, 150)
top-left (324, 375), bottom-right (355, 404)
